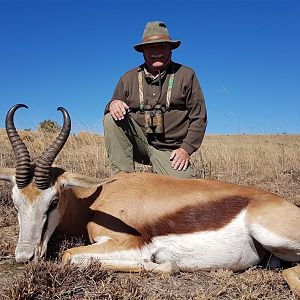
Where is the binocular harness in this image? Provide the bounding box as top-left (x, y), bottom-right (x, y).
top-left (143, 104), bottom-right (165, 134)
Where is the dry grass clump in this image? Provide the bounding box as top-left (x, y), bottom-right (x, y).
top-left (0, 129), bottom-right (110, 179)
top-left (0, 169), bottom-right (21, 261)
top-left (0, 185), bottom-right (17, 258)
top-left (193, 134), bottom-right (300, 201)
top-left (0, 130), bottom-right (300, 299)
top-left (1, 262), bottom-right (298, 300)
top-left (2, 261), bottom-right (114, 300)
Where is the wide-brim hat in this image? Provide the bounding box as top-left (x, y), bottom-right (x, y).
top-left (134, 21), bottom-right (181, 53)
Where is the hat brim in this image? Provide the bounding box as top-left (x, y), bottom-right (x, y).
top-left (134, 40), bottom-right (181, 52)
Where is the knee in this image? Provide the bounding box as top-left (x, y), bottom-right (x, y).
top-left (168, 164), bottom-right (195, 179)
top-left (103, 113), bottom-right (115, 131)
top-left (103, 114), bottom-right (125, 136)
top-left (173, 170), bottom-right (195, 179)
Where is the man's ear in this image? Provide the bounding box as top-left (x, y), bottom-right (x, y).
top-left (0, 168), bottom-right (16, 184)
top-left (57, 172), bottom-right (116, 190)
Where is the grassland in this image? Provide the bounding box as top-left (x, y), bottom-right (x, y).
top-left (0, 130), bottom-right (300, 299)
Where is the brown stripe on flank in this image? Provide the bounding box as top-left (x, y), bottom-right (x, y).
top-left (140, 197), bottom-right (249, 242)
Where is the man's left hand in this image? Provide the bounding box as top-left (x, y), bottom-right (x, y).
top-left (170, 148), bottom-right (190, 171)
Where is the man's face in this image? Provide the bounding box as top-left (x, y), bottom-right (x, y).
top-left (143, 43), bottom-right (171, 72)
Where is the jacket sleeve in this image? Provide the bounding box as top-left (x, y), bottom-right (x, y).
top-left (180, 73), bottom-right (207, 155)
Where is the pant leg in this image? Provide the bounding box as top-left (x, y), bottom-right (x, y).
top-left (103, 114), bottom-right (151, 173)
top-left (103, 113), bottom-right (194, 178)
top-left (150, 148), bottom-right (195, 179)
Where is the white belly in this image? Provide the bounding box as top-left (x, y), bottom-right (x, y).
top-left (149, 210), bottom-right (264, 271)
top-left (69, 211), bottom-right (264, 271)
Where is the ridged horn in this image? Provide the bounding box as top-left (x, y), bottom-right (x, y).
top-left (5, 104), bottom-right (31, 189)
top-left (34, 107), bottom-right (71, 190)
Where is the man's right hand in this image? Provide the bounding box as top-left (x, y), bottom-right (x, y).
top-left (109, 100), bottom-right (129, 121)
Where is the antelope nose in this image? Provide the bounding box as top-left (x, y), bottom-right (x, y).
top-left (15, 242), bottom-right (37, 263)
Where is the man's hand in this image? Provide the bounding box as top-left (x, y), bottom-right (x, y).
top-left (109, 100), bottom-right (129, 121)
top-left (170, 148), bottom-right (190, 171)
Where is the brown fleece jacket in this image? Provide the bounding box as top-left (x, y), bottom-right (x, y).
top-left (105, 61), bottom-right (207, 155)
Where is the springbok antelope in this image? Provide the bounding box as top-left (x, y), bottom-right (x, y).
top-left (1, 104), bottom-right (300, 295)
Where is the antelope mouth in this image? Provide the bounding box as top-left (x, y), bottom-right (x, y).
top-left (15, 241), bottom-right (41, 263)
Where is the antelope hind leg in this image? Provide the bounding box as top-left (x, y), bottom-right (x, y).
top-left (282, 265), bottom-right (300, 296)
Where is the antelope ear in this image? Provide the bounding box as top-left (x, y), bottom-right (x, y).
top-left (0, 168), bottom-right (16, 184)
top-left (57, 172), bottom-right (116, 190)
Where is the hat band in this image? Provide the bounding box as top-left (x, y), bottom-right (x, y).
top-left (142, 35), bottom-right (171, 43)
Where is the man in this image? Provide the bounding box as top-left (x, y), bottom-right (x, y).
top-left (103, 21), bottom-right (207, 178)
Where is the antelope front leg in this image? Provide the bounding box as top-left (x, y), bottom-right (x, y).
top-left (62, 241), bottom-right (179, 274)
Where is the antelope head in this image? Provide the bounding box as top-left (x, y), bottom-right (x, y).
top-left (0, 104), bottom-right (72, 262)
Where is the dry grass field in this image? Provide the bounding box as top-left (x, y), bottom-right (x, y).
top-left (0, 130), bottom-right (300, 299)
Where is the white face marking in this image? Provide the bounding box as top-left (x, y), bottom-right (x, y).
top-left (12, 185), bottom-right (62, 262)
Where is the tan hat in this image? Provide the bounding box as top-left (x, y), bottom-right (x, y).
top-left (134, 21), bottom-right (181, 52)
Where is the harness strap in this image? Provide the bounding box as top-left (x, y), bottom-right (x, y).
top-left (138, 70), bottom-right (174, 110)
top-left (138, 71), bottom-right (144, 111)
top-left (166, 73), bottom-right (174, 108)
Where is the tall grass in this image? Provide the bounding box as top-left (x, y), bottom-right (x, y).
top-left (1, 129), bottom-right (299, 200)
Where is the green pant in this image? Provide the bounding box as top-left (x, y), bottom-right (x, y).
top-left (103, 114), bottom-right (194, 179)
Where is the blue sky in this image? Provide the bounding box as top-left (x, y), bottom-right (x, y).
top-left (0, 0), bottom-right (299, 134)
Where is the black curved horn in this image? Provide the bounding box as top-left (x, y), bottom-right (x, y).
top-left (5, 104), bottom-right (31, 189)
top-left (34, 107), bottom-right (71, 190)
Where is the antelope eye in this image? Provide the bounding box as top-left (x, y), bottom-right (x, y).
top-left (48, 199), bottom-right (59, 211)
